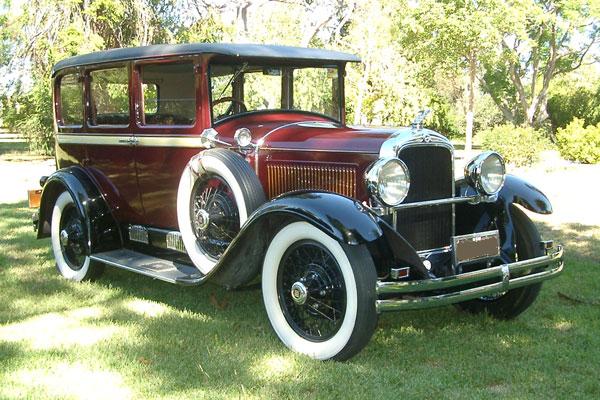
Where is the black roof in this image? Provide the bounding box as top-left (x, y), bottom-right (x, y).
top-left (52, 43), bottom-right (361, 76)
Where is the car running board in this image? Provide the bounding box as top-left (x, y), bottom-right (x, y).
top-left (90, 249), bottom-right (205, 286)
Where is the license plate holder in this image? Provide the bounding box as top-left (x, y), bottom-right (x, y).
top-left (453, 230), bottom-right (500, 265)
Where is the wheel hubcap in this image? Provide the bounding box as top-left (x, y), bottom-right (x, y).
top-left (60, 229), bottom-right (70, 246)
top-left (290, 281), bottom-right (308, 305)
top-left (196, 209), bottom-right (210, 231)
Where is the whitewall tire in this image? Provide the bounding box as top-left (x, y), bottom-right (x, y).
top-left (262, 221), bottom-right (378, 361)
top-left (51, 191), bottom-right (103, 281)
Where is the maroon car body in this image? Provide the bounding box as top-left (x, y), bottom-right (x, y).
top-left (34, 43), bottom-right (564, 360)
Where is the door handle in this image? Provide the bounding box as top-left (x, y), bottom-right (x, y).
top-left (118, 136), bottom-right (138, 146)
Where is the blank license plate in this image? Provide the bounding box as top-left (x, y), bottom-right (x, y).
top-left (453, 230), bottom-right (500, 265)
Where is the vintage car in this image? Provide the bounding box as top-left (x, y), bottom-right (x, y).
top-left (32, 43), bottom-right (563, 361)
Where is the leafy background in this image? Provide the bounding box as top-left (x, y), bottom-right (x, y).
top-left (1, 0), bottom-right (599, 163)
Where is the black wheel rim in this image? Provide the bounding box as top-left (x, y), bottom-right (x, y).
top-left (277, 240), bottom-right (346, 342)
top-left (190, 174), bottom-right (240, 260)
top-left (59, 204), bottom-right (87, 270)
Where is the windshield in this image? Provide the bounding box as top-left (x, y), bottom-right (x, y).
top-left (209, 63), bottom-right (341, 123)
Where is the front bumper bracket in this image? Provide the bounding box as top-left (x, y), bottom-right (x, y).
top-left (376, 245), bottom-right (564, 313)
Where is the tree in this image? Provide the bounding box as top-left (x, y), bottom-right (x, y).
top-left (481, 0), bottom-right (600, 128)
top-left (397, 0), bottom-right (502, 150)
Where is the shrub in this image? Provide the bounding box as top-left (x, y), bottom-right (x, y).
top-left (478, 124), bottom-right (551, 167)
top-left (556, 118), bottom-right (600, 164)
top-left (1, 78), bottom-right (55, 155)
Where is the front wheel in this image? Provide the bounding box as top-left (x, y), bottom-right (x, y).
top-left (456, 205), bottom-right (543, 319)
top-left (262, 222), bottom-right (378, 361)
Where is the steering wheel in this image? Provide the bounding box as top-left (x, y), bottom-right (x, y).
top-left (213, 96), bottom-right (247, 118)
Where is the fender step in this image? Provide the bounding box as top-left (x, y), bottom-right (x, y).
top-left (90, 249), bottom-right (205, 286)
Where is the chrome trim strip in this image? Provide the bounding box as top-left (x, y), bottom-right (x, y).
top-left (257, 120), bottom-right (322, 144)
top-left (134, 135), bottom-right (206, 148)
top-left (263, 147), bottom-right (378, 154)
top-left (57, 134), bottom-right (130, 146)
top-left (375, 245), bottom-right (564, 312)
top-left (393, 195), bottom-right (479, 210)
top-left (56, 133), bottom-right (208, 148)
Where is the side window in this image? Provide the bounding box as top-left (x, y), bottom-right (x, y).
top-left (140, 62), bottom-right (196, 126)
top-left (89, 67), bottom-right (130, 126)
top-left (58, 74), bottom-right (83, 127)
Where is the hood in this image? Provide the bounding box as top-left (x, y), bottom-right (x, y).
top-left (216, 115), bottom-right (397, 154)
top-left (260, 121), bottom-right (397, 154)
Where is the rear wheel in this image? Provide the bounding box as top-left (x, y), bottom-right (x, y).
top-left (262, 222), bottom-right (378, 361)
top-left (456, 206), bottom-right (543, 319)
top-left (51, 191), bottom-right (104, 281)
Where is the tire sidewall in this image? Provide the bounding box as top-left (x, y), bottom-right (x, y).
top-left (51, 191), bottom-right (91, 281)
top-left (262, 221), bottom-right (359, 360)
top-left (177, 153), bottom-right (249, 275)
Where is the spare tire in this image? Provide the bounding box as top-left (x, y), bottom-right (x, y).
top-left (177, 148), bottom-right (265, 276)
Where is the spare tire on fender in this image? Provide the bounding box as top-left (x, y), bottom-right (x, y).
top-left (177, 148), bottom-right (266, 279)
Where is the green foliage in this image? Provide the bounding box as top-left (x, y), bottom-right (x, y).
top-left (5, 79), bottom-right (55, 155)
top-left (479, 124), bottom-right (551, 166)
top-left (548, 72), bottom-right (600, 132)
top-left (556, 118), bottom-right (600, 164)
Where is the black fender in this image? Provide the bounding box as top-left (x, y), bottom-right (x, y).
top-left (37, 166), bottom-right (122, 254)
top-left (456, 174), bottom-right (552, 263)
top-left (209, 191), bottom-right (429, 288)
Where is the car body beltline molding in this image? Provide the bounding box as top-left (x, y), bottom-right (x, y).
top-left (56, 133), bottom-right (208, 148)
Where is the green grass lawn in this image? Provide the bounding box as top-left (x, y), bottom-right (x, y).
top-left (1, 201), bottom-right (599, 399)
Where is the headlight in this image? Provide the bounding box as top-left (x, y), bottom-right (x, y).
top-left (465, 151), bottom-right (506, 195)
top-left (366, 157), bottom-right (410, 206)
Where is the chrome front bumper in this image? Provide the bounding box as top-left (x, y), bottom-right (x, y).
top-left (376, 245), bottom-right (564, 313)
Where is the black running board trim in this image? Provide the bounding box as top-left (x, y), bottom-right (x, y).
top-left (91, 249), bottom-right (206, 286)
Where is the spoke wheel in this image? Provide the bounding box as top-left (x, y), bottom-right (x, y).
top-left (58, 204), bottom-right (87, 270)
top-left (190, 174), bottom-right (240, 260)
top-left (277, 240), bottom-right (346, 342)
top-left (262, 221), bottom-right (378, 361)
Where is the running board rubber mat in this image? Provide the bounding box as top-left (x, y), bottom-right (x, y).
top-left (91, 249), bottom-right (205, 285)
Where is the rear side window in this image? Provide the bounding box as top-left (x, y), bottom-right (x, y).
top-left (140, 62), bottom-right (196, 126)
top-left (58, 74), bottom-right (83, 127)
top-left (89, 67), bottom-right (130, 126)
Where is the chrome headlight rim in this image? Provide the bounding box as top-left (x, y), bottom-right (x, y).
top-left (465, 151), bottom-right (506, 195)
top-left (365, 157), bottom-right (411, 207)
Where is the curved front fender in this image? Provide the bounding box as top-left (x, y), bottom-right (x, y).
top-left (210, 191), bottom-right (429, 288)
top-left (499, 174), bottom-right (552, 215)
top-left (456, 174), bottom-right (552, 264)
top-left (246, 191), bottom-right (384, 245)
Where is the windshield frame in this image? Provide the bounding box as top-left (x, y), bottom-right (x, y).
top-left (207, 58), bottom-right (346, 126)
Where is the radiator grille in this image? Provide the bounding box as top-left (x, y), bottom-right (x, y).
top-left (395, 146), bottom-right (453, 251)
top-left (267, 162), bottom-right (357, 199)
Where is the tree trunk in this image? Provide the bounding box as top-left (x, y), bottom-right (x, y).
top-left (354, 63), bottom-right (369, 126)
top-left (465, 53), bottom-right (476, 152)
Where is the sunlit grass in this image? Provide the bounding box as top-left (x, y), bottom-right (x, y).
top-left (1, 200), bottom-right (599, 399)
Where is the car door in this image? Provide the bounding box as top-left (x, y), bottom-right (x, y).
top-left (132, 58), bottom-right (202, 229)
top-left (83, 64), bottom-right (144, 224)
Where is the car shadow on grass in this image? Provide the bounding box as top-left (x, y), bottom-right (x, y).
top-left (2, 200), bottom-right (600, 398)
